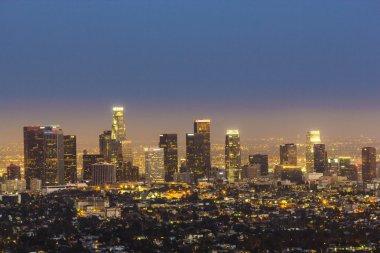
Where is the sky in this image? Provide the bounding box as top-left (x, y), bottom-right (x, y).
top-left (0, 0), bottom-right (379, 147)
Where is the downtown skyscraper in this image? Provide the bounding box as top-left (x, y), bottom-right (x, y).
top-left (313, 144), bottom-right (327, 174)
top-left (280, 143), bottom-right (297, 166)
top-left (225, 130), bottom-right (241, 183)
top-left (186, 119), bottom-right (211, 180)
top-left (145, 148), bottom-right (165, 184)
top-left (159, 134), bottom-right (178, 182)
top-left (362, 147), bottom-right (376, 182)
top-left (98, 106), bottom-right (132, 182)
top-left (64, 135), bottom-right (77, 183)
top-left (24, 125), bottom-right (65, 188)
top-left (306, 130), bottom-right (321, 173)
top-left (111, 106), bottom-right (126, 141)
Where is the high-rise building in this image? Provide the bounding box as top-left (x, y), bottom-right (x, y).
top-left (121, 139), bottom-right (133, 165)
top-left (249, 154), bottom-right (269, 176)
top-left (6, 164), bottom-right (21, 180)
top-left (83, 153), bottom-right (104, 181)
top-left (313, 144), bottom-right (327, 174)
top-left (92, 163), bottom-right (116, 186)
top-left (99, 130), bottom-right (112, 162)
top-left (64, 135), bottom-right (77, 183)
top-left (306, 130), bottom-right (321, 173)
top-left (327, 158), bottom-right (339, 175)
top-left (186, 133), bottom-right (203, 179)
top-left (159, 134), bottom-right (178, 182)
top-left (194, 120), bottom-right (211, 172)
top-left (111, 106), bottom-right (126, 141)
top-left (280, 143), bottom-right (297, 166)
top-left (144, 148), bottom-right (165, 184)
top-left (99, 130), bottom-right (124, 181)
top-left (186, 119), bottom-right (211, 180)
top-left (362, 147), bottom-right (376, 182)
top-left (225, 130), bottom-right (241, 183)
top-left (24, 125), bottom-right (64, 188)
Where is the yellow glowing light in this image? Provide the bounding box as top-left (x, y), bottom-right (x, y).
top-left (226, 129), bottom-right (239, 135)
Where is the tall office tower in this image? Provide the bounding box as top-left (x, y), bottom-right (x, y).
top-left (313, 144), bottom-right (327, 174)
top-left (194, 119), bottom-right (211, 171)
top-left (144, 148), bottom-right (165, 184)
top-left (249, 154), bottom-right (269, 176)
top-left (306, 130), bottom-right (321, 173)
top-left (159, 134), bottom-right (178, 182)
top-left (225, 130), bottom-right (241, 183)
top-left (64, 135), bottom-right (77, 183)
top-left (99, 130), bottom-right (122, 163)
top-left (186, 133), bottom-right (203, 179)
top-left (280, 143), bottom-right (297, 166)
top-left (185, 119), bottom-right (211, 180)
top-left (6, 164), bottom-right (21, 180)
top-left (111, 106), bottom-right (126, 141)
top-left (24, 125), bottom-right (64, 188)
top-left (362, 147), bottom-right (376, 182)
top-left (91, 163), bottom-right (116, 186)
top-left (82, 154), bottom-right (104, 181)
top-left (99, 130), bottom-right (113, 162)
top-left (121, 139), bottom-right (133, 165)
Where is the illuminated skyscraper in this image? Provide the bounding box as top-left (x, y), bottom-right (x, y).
top-left (306, 130), bottom-right (321, 173)
top-left (249, 154), bottom-right (269, 176)
top-left (111, 106), bottom-right (126, 141)
top-left (225, 130), bottom-right (241, 183)
top-left (186, 119), bottom-right (211, 180)
top-left (280, 143), bottom-right (297, 166)
top-left (24, 125), bottom-right (64, 188)
top-left (313, 144), bottom-right (327, 174)
top-left (64, 135), bottom-right (77, 183)
top-left (82, 153), bottom-right (104, 181)
top-left (144, 148), bottom-right (165, 184)
top-left (159, 134), bottom-right (178, 181)
top-left (362, 147), bottom-right (376, 182)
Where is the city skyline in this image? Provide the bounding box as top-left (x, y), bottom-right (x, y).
top-left (1, 1), bottom-right (380, 251)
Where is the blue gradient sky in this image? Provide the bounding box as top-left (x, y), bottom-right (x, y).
top-left (0, 1), bottom-right (379, 146)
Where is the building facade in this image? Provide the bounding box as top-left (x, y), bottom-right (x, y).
top-left (64, 135), bottom-right (77, 183)
top-left (91, 163), bottom-right (116, 186)
top-left (313, 144), bottom-right (327, 174)
top-left (145, 148), bottom-right (165, 184)
top-left (82, 153), bottom-right (104, 181)
top-left (249, 154), bottom-right (269, 176)
top-left (225, 130), bottom-right (241, 183)
top-left (280, 143), bottom-right (297, 166)
top-left (159, 134), bottom-right (178, 182)
top-left (24, 125), bottom-right (64, 188)
top-left (362, 147), bottom-right (376, 182)
top-left (306, 130), bottom-right (321, 173)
